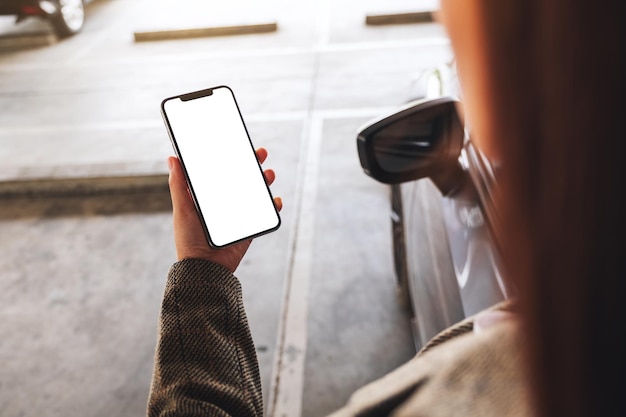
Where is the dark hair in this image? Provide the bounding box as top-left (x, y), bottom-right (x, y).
top-left (476, 1), bottom-right (625, 416)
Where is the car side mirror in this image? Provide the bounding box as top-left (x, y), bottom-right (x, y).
top-left (356, 96), bottom-right (466, 195)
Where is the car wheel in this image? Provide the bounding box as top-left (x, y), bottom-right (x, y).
top-left (51, 0), bottom-right (85, 38)
top-left (391, 184), bottom-right (414, 316)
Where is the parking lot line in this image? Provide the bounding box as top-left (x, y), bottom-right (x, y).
top-left (0, 37), bottom-right (449, 72)
top-left (267, 114), bottom-right (323, 417)
top-left (133, 22), bottom-right (278, 42)
top-left (365, 11), bottom-right (435, 26)
top-left (0, 108), bottom-right (395, 137)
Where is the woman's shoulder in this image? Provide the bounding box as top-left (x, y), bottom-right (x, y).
top-left (328, 300), bottom-right (531, 417)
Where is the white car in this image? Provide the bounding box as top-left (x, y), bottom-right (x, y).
top-left (356, 65), bottom-right (512, 349)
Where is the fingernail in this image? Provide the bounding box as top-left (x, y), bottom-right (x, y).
top-left (167, 157), bottom-right (173, 171)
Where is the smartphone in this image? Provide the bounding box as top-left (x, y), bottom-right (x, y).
top-left (161, 85), bottom-right (281, 248)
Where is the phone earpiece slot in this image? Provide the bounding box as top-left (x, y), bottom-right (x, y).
top-left (180, 88), bottom-right (214, 101)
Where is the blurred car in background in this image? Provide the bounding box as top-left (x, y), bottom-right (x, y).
top-left (357, 63), bottom-right (513, 350)
top-left (0, 0), bottom-right (87, 37)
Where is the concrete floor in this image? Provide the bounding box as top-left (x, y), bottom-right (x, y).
top-left (0, 0), bottom-right (452, 416)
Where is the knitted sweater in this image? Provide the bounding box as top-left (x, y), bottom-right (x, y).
top-left (147, 258), bottom-right (530, 417)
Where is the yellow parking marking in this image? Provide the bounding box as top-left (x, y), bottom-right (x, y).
top-left (365, 11), bottom-right (435, 26)
top-left (133, 22), bottom-right (278, 42)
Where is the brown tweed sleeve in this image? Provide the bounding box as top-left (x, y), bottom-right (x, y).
top-left (147, 258), bottom-right (263, 417)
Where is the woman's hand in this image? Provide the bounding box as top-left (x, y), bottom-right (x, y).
top-left (167, 147), bottom-right (283, 272)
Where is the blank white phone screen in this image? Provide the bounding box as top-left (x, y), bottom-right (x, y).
top-left (162, 86), bottom-right (280, 247)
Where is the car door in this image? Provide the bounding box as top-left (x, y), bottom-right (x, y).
top-left (356, 77), bottom-right (513, 349)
